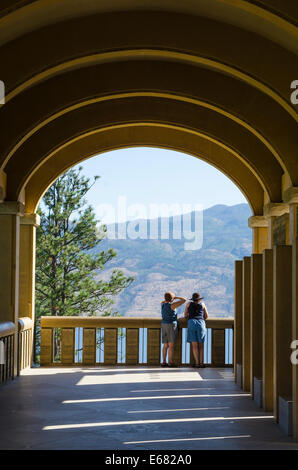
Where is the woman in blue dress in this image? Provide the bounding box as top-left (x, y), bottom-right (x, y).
top-left (184, 292), bottom-right (208, 368)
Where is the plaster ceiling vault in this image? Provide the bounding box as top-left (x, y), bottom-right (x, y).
top-left (0, 0), bottom-right (296, 215)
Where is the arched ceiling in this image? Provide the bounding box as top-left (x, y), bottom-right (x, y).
top-left (0, 1), bottom-right (297, 52)
top-left (24, 124), bottom-right (265, 215)
top-left (0, 1), bottom-right (296, 215)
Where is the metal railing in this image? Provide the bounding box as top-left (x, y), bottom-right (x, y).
top-left (40, 316), bottom-right (234, 367)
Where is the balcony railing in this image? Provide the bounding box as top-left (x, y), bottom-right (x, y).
top-left (40, 316), bottom-right (234, 367)
top-left (18, 317), bottom-right (33, 373)
top-left (0, 321), bottom-right (16, 384)
top-left (0, 317), bottom-right (33, 384)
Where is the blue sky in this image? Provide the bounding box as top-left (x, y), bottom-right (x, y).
top-left (73, 147), bottom-right (247, 224)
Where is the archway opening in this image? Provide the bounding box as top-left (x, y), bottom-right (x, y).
top-left (34, 146), bottom-right (252, 367)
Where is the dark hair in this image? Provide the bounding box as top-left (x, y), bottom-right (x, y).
top-left (164, 292), bottom-right (174, 302)
top-left (190, 292), bottom-right (203, 302)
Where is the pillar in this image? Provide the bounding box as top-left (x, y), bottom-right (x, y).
top-left (283, 186), bottom-right (298, 245)
top-left (251, 253), bottom-right (263, 405)
top-left (19, 214), bottom-right (40, 320)
top-left (292, 239), bottom-right (298, 440)
top-left (273, 245), bottom-right (292, 430)
top-left (19, 213), bottom-right (40, 366)
top-left (248, 216), bottom-right (268, 254)
top-left (262, 249), bottom-right (274, 411)
top-left (234, 260), bottom-right (243, 387)
top-left (0, 201), bottom-right (24, 376)
top-left (242, 256), bottom-right (251, 392)
top-left (264, 203), bottom-right (289, 248)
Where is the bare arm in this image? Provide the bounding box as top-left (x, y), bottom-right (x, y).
top-left (184, 302), bottom-right (190, 318)
top-left (202, 302), bottom-right (208, 320)
top-left (171, 296), bottom-right (186, 310)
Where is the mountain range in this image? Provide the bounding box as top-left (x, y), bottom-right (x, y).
top-left (95, 203), bottom-right (252, 318)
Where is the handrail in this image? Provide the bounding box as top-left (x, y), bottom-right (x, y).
top-left (40, 316), bottom-right (234, 367)
top-left (41, 316), bottom-right (234, 329)
top-left (18, 317), bottom-right (33, 332)
top-left (0, 321), bottom-right (16, 338)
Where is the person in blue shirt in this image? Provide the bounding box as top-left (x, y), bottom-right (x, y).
top-left (161, 292), bottom-right (186, 367)
top-left (184, 292), bottom-right (208, 368)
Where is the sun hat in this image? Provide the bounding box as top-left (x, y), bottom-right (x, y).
top-left (189, 292), bottom-right (204, 301)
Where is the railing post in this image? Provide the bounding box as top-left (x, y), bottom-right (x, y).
top-left (273, 245), bottom-right (292, 433)
top-left (242, 256), bottom-right (252, 392)
top-left (61, 328), bottom-right (75, 364)
top-left (126, 328), bottom-right (139, 365)
top-left (251, 253), bottom-right (263, 405)
top-left (235, 260), bottom-right (243, 386)
top-left (83, 328), bottom-right (96, 365)
top-left (104, 329), bottom-right (117, 365)
top-left (173, 326), bottom-right (182, 366)
top-left (293, 239), bottom-right (298, 441)
top-left (211, 329), bottom-right (225, 367)
top-left (262, 249), bottom-right (274, 411)
top-left (40, 327), bottom-right (53, 366)
top-left (147, 328), bottom-right (161, 365)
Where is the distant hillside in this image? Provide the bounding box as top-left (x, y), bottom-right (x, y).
top-left (94, 204), bottom-right (252, 318)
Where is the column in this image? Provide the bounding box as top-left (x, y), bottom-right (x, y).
top-left (251, 253), bottom-right (263, 405)
top-left (19, 214), bottom-right (39, 320)
top-left (19, 213), bottom-right (40, 366)
top-left (264, 203), bottom-right (289, 248)
top-left (248, 216), bottom-right (268, 254)
top-left (262, 249), bottom-right (274, 411)
top-left (234, 260), bottom-right (243, 387)
top-left (273, 245), bottom-right (292, 433)
top-left (242, 256), bottom-right (251, 392)
top-left (283, 186), bottom-right (298, 244)
top-left (292, 239), bottom-right (298, 440)
top-left (0, 201), bottom-right (24, 376)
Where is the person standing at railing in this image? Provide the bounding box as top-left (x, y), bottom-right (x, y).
top-left (184, 292), bottom-right (208, 368)
top-left (161, 292), bottom-right (186, 367)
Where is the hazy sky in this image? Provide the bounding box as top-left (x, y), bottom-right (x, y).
top-left (73, 147), bottom-right (247, 224)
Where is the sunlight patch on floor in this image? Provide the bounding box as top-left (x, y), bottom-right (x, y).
top-left (43, 415), bottom-right (274, 431)
top-left (63, 393), bottom-right (251, 404)
top-left (127, 406), bottom-right (230, 413)
top-left (124, 434), bottom-right (252, 444)
top-left (76, 371), bottom-right (203, 385)
top-left (130, 387), bottom-right (215, 392)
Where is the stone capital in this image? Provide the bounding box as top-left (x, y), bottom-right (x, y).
top-left (283, 186), bottom-right (298, 205)
top-left (248, 216), bottom-right (268, 228)
top-left (20, 213), bottom-right (40, 227)
top-left (0, 201), bottom-right (25, 216)
top-left (263, 202), bottom-right (289, 218)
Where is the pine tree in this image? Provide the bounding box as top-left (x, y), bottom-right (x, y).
top-left (35, 167), bottom-right (133, 360)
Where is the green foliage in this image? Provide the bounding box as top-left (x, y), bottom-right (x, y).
top-left (35, 167), bottom-right (134, 357)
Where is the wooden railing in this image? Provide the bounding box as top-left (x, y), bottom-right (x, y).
top-left (18, 317), bottom-right (33, 373)
top-left (40, 316), bottom-right (234, 367)
top-left (0, 321), bottom-right (16, 384)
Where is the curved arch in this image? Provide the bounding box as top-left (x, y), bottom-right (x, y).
top-left (24, 124), bottom-right (263, 215)
top-left (4, 95), bottom-right (283, 203)
top-left (1, 11), bottom-right (296, 113)
top-left (0, 60), bottom-right (292, 188)
top-left (3, 93), bottom-right (280, 197)
top-left (2, 49), bottom-right (296, 123)
top-left (0, 0), bottom-right (297, 53)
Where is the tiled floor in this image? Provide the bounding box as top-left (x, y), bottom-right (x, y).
top-left (0, 366), bottom-right (297, 450)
